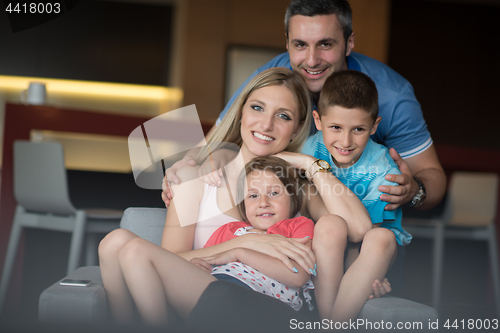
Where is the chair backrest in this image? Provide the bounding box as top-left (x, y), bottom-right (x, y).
top-left (446, 171), bottom-right (499, 227)
top-left (14, 140), bottom-right (77, 215)
top-left (119, 207), bottom-right (167, 246)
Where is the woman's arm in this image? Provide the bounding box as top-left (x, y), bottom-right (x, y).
top-left (201, 245), bottom-right (312, 289)
top-left (161, 165), bottom-right (202, 252)
top-left (276, 152), bottom-right (372, 242)
top-left (174, 232), bottom-right (314, 274)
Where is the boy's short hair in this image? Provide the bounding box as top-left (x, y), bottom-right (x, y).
top-left (318, 70), bottom-right (379, 121)
top-left (237, 156), bottom-right (303, 222)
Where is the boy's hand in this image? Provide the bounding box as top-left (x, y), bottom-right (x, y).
top-left (162, 155), bottom-right (197, 207)
top-left (379, 148), bottom-right (418, 210)
top-left (368, 278), bottom-right (391, 299)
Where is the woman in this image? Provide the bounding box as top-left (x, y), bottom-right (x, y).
top-left (99, 67), bottom-right (373, 327)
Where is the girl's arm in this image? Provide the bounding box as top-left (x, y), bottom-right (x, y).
top-left (276, 152), bottom-right (372, 243)
top-left (201, 244), bottom-right (312, 289)
top-left (161, 166), bottom-right (315, 273)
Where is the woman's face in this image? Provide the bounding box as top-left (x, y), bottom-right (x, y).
top-left (240, 85), bottom-right (302, 158)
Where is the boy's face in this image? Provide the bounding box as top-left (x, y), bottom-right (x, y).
top-left (313, 106), bottom-right (381, 168)
top-left (244, 170), bottom-right (291, 231)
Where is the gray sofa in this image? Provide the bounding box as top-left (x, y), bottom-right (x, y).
top-left (39, 207), bottom-right (438, 332)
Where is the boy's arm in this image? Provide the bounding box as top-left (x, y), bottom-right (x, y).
top-left (276, 151), bottom-right (372, 243)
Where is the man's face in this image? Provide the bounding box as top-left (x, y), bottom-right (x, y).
top-left (286, 14), bottom-right (355, 96)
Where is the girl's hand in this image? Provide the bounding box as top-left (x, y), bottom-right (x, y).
top-left (274, 151), bottom-right (315, 172)
top-left (199, 249), bottom-right (240, 266)
top-left (240, 233), bottom-right (315, 274)
top-left (190, 257), bottom-right (213, 273)
top-left (197, 157), bottom-right (224, 187)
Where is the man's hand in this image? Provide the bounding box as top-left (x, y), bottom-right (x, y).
top-left (161, 155), bottom-right (196, 207)
top-left (379, 148), bottom-right (418, 210)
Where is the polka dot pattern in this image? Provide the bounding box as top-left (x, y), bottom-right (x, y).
top-left (212, 262), bottom-right (314, 311)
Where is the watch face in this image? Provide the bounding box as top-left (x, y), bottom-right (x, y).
top-left (318, 160), bottom-right (330, 169)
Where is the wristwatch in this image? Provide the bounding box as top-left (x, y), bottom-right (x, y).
top-left (408, 177), bottom-right (427, 208)
top-left (305, 159), bottom-right (331, 183)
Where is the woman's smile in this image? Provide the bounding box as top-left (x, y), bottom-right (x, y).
top-left (240, 85), bottom-right (300, 158)
top-left (252, 131), bottom-right (275, 142)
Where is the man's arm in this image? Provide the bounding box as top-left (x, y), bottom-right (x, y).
top-left (379, 144), bottom-right (446, 210)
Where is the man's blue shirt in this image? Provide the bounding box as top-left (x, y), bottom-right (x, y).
top-left (218, 52), bottom-right (432, 159)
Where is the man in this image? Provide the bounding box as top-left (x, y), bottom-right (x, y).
top-left (165, 0), bottom-right (446, 212)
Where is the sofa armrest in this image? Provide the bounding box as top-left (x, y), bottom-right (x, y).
top-left (39, 266), bottom-right (107, 325)
top-left (359, 296), bottom-right (438, 324)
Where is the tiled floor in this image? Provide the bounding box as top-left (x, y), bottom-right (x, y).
top-left (404, 237), bottom-right (497, 320)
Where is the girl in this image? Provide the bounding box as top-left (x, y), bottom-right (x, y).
top-left (194, 156), bottom-right (323, 312)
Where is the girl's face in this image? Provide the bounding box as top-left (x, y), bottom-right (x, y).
top-left (240, 85), bottom-right (302, 159)
top-left (244, 170), bottom-right (291, 231)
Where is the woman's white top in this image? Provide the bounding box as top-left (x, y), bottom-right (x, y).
top-left (193, 183), bottom-right (238, 250)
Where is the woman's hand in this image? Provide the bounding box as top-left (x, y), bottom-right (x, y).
top-left (199, 249), bottom-right (240, 266)
top-left (190, 257), bottom-right (213, 273)
top-left (239, 233), bottom-right (315, 274)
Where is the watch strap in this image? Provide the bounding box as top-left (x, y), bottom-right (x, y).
top-left (408, 177), bottom-right (427, 208)
top-left (305, 159), bottom-right (331, 183)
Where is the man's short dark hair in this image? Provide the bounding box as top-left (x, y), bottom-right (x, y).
top-left (285, 0), bottom-right (353, 45)
top-left (318, 70), bottom-right (379, 121)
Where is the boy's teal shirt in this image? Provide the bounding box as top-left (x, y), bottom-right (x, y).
top-left (301, 132), bottom-right (412, 246)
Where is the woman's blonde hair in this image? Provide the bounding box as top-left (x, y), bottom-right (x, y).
top-left (197, 67), bottom-right (312, 162)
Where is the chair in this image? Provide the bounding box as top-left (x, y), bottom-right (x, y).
top-left (0, 140), bottom-right (122, 314)
top-left (39, 208), bottom-right (438, 329)
top-left (403, 171), bottom-right (499, 317)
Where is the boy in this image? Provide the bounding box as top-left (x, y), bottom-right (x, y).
top-left (301, 69), bottom-right (412, 321)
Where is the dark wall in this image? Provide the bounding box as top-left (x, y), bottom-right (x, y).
top-left (389, 0), bottom-right (500, 150)
top-left (67, 170), bottom-right (164, 209)
top-left (0, 0), bottom-right (173, 85)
